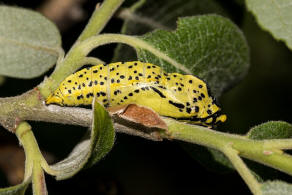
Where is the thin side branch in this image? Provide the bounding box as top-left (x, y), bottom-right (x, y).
top-left (222, 146), bottom-right (261, 195)
top-left (77, 0), bottom-right (125, 41)
top-left (81, 57), bottom-right (105, 66)
top-left (79, 34), bottom-right (192, 74)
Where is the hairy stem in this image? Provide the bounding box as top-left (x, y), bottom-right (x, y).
top-left (32, 164), bottom-right (47, 195)
top-left (16, 122), bottom-right (34, 181)
top-left (164, 118), bottom-right (292, 176)
top-left (82, 57), bottom-right (105, 66)
top-left (79, 34), bottom-right (192, 74)
top-left (222, 146), bottom-right (261, 195)
top-left (16, 122), bottom-right (56, 177)
top-left (77, 0), bottom-right (125, 41)
top-left (262, 139), bottom-right (292, 150)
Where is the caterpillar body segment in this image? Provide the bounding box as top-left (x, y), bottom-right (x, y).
top-left (46, 61), bottom-right (226, 126)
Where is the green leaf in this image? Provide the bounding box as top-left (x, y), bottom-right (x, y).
top-left (0, 6), bottom-right (62, 78)
top-left (113, 0), bottom-right (226, 62)
top-left (246, 0), bottom-right (292, 50)
top-left (247, 121), bottom-right (292, 140)
top-left (138, 15), bottom-right (249, 98)
top-left (51, 100), bottom-right (115, 180)
top-left (262, 181), bottom-right (292, 195)
top-left (0, 179), bottom-right (30, 195)
top-left (85, 99), bottom-right (116, 167)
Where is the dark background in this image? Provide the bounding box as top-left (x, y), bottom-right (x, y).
top-left (1, 0), bottom-right (292, 194)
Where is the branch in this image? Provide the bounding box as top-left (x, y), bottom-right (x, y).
top-left (0, 90), bottom-right (161, 141)
top-left (2, 89), bottom-right (292, 191)
top-left (163, 118), bottom-right (292, 176)
top-left (2, 89), bottom-right (292, 177)
top-left (3, 90), bottom-right (292, 176)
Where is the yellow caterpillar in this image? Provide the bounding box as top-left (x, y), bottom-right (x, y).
top-left (46, 61), bottom-right (226, 126)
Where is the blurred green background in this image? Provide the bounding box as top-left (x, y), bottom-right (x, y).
top-left (1, 0), bottom-right (292, 194)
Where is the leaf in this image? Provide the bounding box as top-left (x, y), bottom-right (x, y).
top-left (113, 0), bottom-right (226, 62)
top-left (245, 0), bottom-right (292, 50)
top-left (138, 15), bottom-right (249, 98)
top-left (0, 179), bottom-right (30, 195)
top-left (51, 100), bottom-right (115, 180)
top-left (247, 121), bottom-right (292, 140)
top-left (86, 99), bottom-right (115, 167)
top-left (262, 180), bottom-right (292, 195)
top-left (0, 6), bottom-right (62, 78)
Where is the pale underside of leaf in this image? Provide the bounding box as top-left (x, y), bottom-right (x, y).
top-left (262, 180), bottom-right (292, 195)
top-left (0, 6), bottom-right (61, 78)
top-left (50, 140), bottom-right (90, 180)
top-left (246, 0), bottom-right (292, 50)
top-left (50, 100), bottom-right (115, 180)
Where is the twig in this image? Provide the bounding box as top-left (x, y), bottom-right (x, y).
top-left (222, 146), bottom-right (261, 195)
top-left (77, 0), bottom-right (125, 41)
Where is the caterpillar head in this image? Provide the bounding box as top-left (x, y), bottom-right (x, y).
top-left (188, 108), bottom-right (227, 127)
top-left (197, 82), bottom-right (227, 126)
top-left (197, 98), bottom-right (227, 127)
top-left (202, 111), bottom-right (227, 126)
top-left (45, 89), bottom-right (64, 106)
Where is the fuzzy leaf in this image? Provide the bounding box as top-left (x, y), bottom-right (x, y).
top-left (246, 0), bottom-right (292, 50)
top-left (85, 99), bottom-right (115, 167)
top-left (0, 6), bottom-right (62, 78)
top-left (137, 15), bottom-right (249, 98)
top-left (51, 100), bottom-right (115, 180)
top-left (247, 121), bottom-right (292, 140)
top-left (262, 180), bottom-right (292, 195)
top-left (0, 179), bottom-right (29, 195)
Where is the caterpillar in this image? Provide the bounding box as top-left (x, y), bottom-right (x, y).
top-left (46, 61), bottom-right (226, 126)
